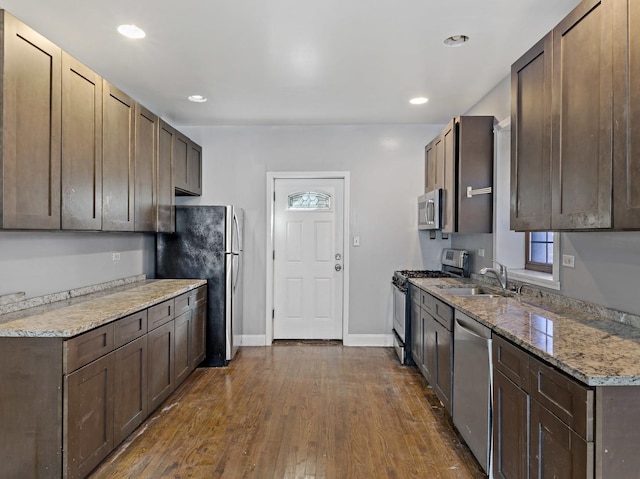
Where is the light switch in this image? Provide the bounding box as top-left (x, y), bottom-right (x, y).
top-left (562, 255), bottom-right (575, 268)
top-left (353, 236), bottom-right (360, 247)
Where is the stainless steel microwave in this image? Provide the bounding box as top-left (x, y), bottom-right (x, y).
top-left (418, 189), bottom-right (442, 230)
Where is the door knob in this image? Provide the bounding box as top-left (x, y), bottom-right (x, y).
top-left (335, 264), bottom-right (342, 271)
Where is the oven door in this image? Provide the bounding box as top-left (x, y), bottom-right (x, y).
top-left (393, 285), bottom-right (406, 343)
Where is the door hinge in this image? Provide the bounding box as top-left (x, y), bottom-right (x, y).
top-left (273, 191), bottom-right (276, 202)
top-left (272, 309), bottom-right (275, 319)
top-left (273, 250), bottom-right (275, 260)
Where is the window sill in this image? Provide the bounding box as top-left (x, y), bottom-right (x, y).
top-left (509, 269), bottom-right (560, 291)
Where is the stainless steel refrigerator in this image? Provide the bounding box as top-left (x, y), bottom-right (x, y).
top-left (156, 205), bottom-right (244, 366)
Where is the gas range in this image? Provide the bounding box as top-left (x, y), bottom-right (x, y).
top-left (392, 249), bottom-right (469, 365)
top-left (391, 270), bottom-right (452, 292)
top-left (392, 249), bottom-right (470, 292)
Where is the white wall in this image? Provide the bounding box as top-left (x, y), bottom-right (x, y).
top-left (175, 125), bottom-right (449, 337)
top-left (0, 232), bottom-right (155, 299)
top-left (453, 74), bottom-right (640, 317)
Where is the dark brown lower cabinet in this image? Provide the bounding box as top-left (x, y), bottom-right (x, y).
top-left (114, 335), bottom-right (148, 445)
top-left (0, 287), bottom-right (206, 479)
top-left (175, 310), bottom-right (192, 386)
top-left (530, 398), bottom-right (593, 479)
top-left (64, 353), bottom-right (115, 479)
top-left (493, 369), bottom-right (529, 479)
top-left (422, 309), bottom-right (435, 384)
top-left (493, 335), bottom-right (595, 479)
top-left (191, 303), bottom-right (207, 367)
top-left (432, 318), bottom-right (452, 413)
top-left (410, 299), bottom-right (423, 367)
top-left (148, 320), bottom-right (175, 412)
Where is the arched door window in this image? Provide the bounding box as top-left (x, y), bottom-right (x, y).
top-left (287, 191), bottom-right (332, 211)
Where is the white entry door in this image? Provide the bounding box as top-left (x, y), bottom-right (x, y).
top-left (273, 178), bottom-right (344, 339)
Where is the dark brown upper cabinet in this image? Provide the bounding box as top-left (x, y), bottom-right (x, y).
top-left (157, 120), bottom-right (175, 233)
top-left (551, 0), bottom-right (613, 230)
top-left (510, 34), bottom-right (552, 232)
top-left (613, 0), bottom-right (640, 229)
top-left (174, 131), bottom-right (202, 196)
top-left (0, 11), bottom-right (61, 230)
top-left (134, 103), bottom-right (157, 232)
top-left (187, 141), bottom-right (203, 196)
top-left (102, 81), bottom-right (135, 232)
top-left (61, 53), bottom-right (103, 230)
top-left (426, 116), bottom-right (494, 234)
top-left (511, 0), bottom-right (622, 231)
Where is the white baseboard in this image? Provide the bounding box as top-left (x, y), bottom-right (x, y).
top-left (239, 334), bottom-right (393, 347)
top-left (343, 334), bottom-right (394, 347)
top-left (239, 335), bottom-right (267, 346)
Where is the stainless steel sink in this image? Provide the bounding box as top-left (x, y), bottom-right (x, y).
top-left (442, 287), bottom-right (508, 298)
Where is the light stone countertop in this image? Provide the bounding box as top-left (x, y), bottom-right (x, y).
top-left (410, 277), bottom-right (640, 387)
top-left (0, 279), bottom-right (206, 338)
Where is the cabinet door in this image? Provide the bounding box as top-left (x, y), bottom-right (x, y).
top-left (433, 319), bottom-right (452, 414)
top-left (148, 320), bottom-right (175, 412)
top-left (190, 303), bottom-right (207, 368)
top-left (61, 53), bottom-right (103, 230)
top-left (411, 300), bottom-right (422, 367)
top-left (157, 120), bottom-right (175, 233)
top-left (425, 140), bottom-right (443, 192)
top-left (64, 352), bottom-right (115, 479)
top-left (134, 103), bottom-right (157, 232)
top-left (173, 131), bottom-right (190, 192)
top-left (493, 369), bottom-right (529, 479)
top-left (422, 310), bottom-right (435, 384)
top-left (187, 141), bottom-right (203, 196)
top-left (114, 335), bottom-right (148, 445)
top-left (530, 399), bottom-right (594, 479)
top-left (510, 34), bottom-right (552, 232)
top-left (551, 0), bottom-right (613, 230)
top-left (1, 11), bottom-right (61, 230)
top-left (457, 116), bottom-right (495, 233)
top-left (613, 0), bottom-right (640, 228)
top-left (102, 81), bottom-right (135, 231)
top-left (174, 310), bottom-right (192, 386)
top-left (440, 120), bottom-right (456, 233)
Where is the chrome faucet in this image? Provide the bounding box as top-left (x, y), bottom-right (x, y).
top-left (479, 261), bottom-right (508, 291)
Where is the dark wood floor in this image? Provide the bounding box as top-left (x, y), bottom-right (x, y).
top-left (90, 344), bottom-right (486, 479)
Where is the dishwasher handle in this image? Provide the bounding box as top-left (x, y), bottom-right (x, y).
top-left (455, 315), bottom-right (492, 340)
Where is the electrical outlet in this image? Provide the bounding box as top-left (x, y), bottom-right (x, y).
top-left (112, 252), bottom-right (121, 262)
top-left (562, 254), bottom-right (575, 268)
top-left (478, 249), bottom-right (485, 257)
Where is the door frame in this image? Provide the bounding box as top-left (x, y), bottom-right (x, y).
top-left (265, 171), bottom-right (351, 345)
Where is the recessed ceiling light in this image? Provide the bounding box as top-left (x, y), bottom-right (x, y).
top-left (188, 95), bottom-right (208, 103)
top-left (444, 34), bottom-right (470, 47)
top-left (117, 24), bottom-right (146, 39)
top-left (410, 97), bottom-right (429, 105)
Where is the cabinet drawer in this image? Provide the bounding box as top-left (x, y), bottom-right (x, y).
top-left (493, 335), bottom-right (530, 390)
top-left (529, 356), bottom-right (594, 441)
top-left (174, 286), bottom-right (207, 316)
top-left (420, 291), bottom-right (435, 314)
top-left (432, 297), bottom-right (453, 331)
top-left (148, 299), bottom-right (175, 330)
top-left (114, 310), bottom-right (148, 348)
top-left (65, 323), bottom-right (115, 373)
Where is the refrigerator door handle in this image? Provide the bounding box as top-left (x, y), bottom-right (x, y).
top-left (233, 212), bottom-right (241, 253)
top-left (232, 253), bottom-right (240, 290)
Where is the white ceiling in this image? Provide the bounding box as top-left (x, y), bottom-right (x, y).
top-left (2, 0), bottom-right (581, 126)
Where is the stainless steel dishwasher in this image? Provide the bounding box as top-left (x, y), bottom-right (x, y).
top-left (453, 310), bottom-right (493, 475)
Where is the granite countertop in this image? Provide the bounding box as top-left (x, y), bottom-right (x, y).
top-left (410, 277), bottom-right (640, 387)
top-left (0, 279), bottom-right (207, 338)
